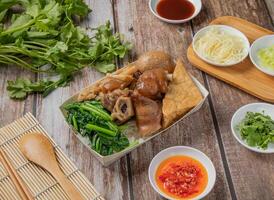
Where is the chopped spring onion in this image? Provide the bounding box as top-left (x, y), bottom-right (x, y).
top-left (258, 45), bottom-right (274, 70)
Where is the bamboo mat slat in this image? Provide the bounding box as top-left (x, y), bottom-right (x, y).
top-left (0, 113), bottom-right (104, 200)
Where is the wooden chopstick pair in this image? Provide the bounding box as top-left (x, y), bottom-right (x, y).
top-left (0, 149), bottom-right (34, 200)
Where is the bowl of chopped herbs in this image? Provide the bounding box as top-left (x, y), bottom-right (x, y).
top-left (231, 103), bottom-right (274, 153)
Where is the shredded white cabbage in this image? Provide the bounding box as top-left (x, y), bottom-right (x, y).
top-left (194, 28), bottom-right (246, 65)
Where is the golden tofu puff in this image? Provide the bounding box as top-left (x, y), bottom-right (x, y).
top-left (162, 60), bottom-right (203, 128)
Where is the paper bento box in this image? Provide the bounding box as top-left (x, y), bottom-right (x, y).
top-left (60, 76), bottom-right (208, 166)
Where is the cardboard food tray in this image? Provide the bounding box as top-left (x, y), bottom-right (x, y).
top-left (60, 75), bottom-right (208, 166)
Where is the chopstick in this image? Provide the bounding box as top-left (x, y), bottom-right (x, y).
top-left (0, 149), bottom-right (34, 200)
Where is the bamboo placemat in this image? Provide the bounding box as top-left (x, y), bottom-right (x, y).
top-left (0, 112), bottom-right (105, 200)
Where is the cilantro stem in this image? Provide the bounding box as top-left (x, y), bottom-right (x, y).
top-left (0, 55), bottom-right (42, 72)
top-left (0, 19), bottom-right (36, 36)
top-left (23, 44), bottom-right (48, 51)
top-left (23, 41), bottom-right (50, 48)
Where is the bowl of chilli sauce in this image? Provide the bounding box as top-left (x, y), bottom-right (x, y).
top-left (149, 146), bottom-right (216, 200)
top-left (149, 0), bottom-right (202, 24)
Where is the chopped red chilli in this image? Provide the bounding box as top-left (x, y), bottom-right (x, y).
top-left (158, 162), bottom-right (201, 197)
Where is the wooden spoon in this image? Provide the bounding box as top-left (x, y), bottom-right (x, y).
top-left (19, 133), bottom-right (85, 200)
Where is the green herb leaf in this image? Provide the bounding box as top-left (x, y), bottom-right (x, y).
top-left (7, 78), bottom-right (54, 99)
top-left (237, 112), bottom-right (274, 149)
top-left (0, 9), bottom-right (7, 22)
top-left (0, 0), bottom-right (21, 12)
top-left (63, 0), bottom-right (91, 17)
top-left (94, 62), bottom-right (116, 73)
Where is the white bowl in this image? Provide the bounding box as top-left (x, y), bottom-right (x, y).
top-left (192, 25), bottom-right (250, 67)
top-left (231, 103), bottom-right (274, 153)
top-left (149, 0), bottom-right (202, 24)
top-left (148, 146), bottom-right (216, 200)
top-left (249, 35), bottom-right (274, 76)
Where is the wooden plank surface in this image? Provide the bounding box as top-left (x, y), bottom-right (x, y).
top-left (191, 0), bottom-right (274, 200)
top-left (0, 66), bottom-right (34, 126)
top-left (265, 0), bottom-right (274, 22)
top-left (114, 0), bottom-right (231, 199)
top-left (0, 0), bottom-right (274, 200)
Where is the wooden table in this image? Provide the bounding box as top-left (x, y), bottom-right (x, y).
top-left (1, 0), bottom-right (274, 199)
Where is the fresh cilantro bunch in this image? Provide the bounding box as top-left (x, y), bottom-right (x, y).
top-left (238, 112), bottom-right (274, 149)
top-left (0, 0), bottom-right (131, 99)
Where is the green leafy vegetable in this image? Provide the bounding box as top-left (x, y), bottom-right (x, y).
top-left (0, 0), bottom-right (131, 100)
top-left (65, 100), bottom-right (130, 156)
top-left (237, 112), bottom-right (274, 149)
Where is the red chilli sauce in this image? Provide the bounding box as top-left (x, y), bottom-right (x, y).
top-left (155, 155), bottom-right (208, 200)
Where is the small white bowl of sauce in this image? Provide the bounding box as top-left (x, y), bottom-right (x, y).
top-left (148, 146), bottom-right (216, 200)
top-left (149, 0), bottom-right (202, 24)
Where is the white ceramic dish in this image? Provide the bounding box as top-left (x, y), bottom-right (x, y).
top-left (192, 25), bottom-right (250, 67)
top-left (231, 103), bottom-right (274, 153)
top-left (148, 146), bottom-right (216, 200)
top-left (149, 0), bottom-right (202, 24)
top-left (249, 35), bottom-right (274, 76)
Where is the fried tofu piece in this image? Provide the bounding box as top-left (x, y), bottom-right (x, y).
top-left (162, 60), bottom-right (203, 128)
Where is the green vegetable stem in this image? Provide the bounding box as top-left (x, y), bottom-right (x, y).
top-left (86, 124), bottom-right (117, 137)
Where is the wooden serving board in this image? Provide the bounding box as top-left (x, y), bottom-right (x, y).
top-left (187, 16), bottom-right (274, 103)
